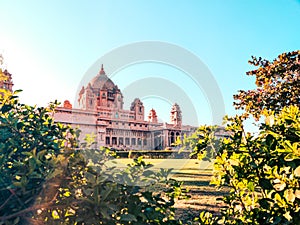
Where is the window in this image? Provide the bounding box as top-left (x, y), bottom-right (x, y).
top-left (125, 138), bottom-right (130, 145)
top-left (106, 137), bottom-right (110, 145)
top-left (131, 138), bottom-right (136, 145)
top-left (112, 137), bottom-right (117, 145)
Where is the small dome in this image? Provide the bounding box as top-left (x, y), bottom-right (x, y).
top-left (90, 65), bottom-right (116, 90)
top-left (149, 108), bottom-right (157, 117)
top-left (148, 108), bottom-right (158, 123)
top-left (63, 100), bottom-right (72, 109)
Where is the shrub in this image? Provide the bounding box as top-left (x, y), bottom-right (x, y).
top-left (34, 149), bottom-right (188, 224)
top-left (0, 91), bottom-right (71, 224)
top-left (190, 106), bottom-right (300, 225)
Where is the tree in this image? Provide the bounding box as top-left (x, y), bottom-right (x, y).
top-left (234, 50), bottom-right (300, 119)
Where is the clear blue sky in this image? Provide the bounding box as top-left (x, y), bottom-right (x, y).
top-left (0, 0), bottom-right (299, 127)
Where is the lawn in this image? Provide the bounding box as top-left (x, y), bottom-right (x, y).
top-left (107, 158), bottom-right (226, 221)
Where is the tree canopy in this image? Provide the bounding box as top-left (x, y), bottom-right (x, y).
top-left (234, 50), bottom-right (300, 119)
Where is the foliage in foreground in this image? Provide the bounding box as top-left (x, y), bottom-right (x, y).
top-left (34, 149), bottom-right (187, 224)
top-left (0, 91), bottom-right (71, 224)
top-left (188, 106), bottom-right (300, 225)
top-left (188, 50), bottom-right (300, 224)
top-left (0, 90), bottom-right (187, 224)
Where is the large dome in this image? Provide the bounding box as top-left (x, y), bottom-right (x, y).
top-left (90, 65), bottom-right (116, 90)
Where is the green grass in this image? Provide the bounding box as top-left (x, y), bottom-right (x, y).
top-left (107, 158), bottom-right (225, 220)
top-left (107, 158), bottom-right (214, 171)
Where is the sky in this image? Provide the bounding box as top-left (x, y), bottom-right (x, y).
top-left (0, 0), bottom-right (300, 128)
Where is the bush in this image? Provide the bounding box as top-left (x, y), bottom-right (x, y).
top-left (189, 107), bottom-right (300, 225)
top-left (34, 149), bottom-right (188, 224)
top-left (0, 91), bottom-right (71, 224)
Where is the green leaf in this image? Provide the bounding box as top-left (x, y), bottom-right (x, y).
top-left (1, 104), bottom-right (12, 113)
top-left (120, 213), bottom-right (137, 222)
top-left (247, 181), bottom-right (255, 192)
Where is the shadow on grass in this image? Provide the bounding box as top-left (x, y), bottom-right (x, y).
top-left (182, 180), bottom-right (211, 186)
top-left (188, 189), bottom-right (228, 196)
top-left (171, 172), bottom-right (212, 177)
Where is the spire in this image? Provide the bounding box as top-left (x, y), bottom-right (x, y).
top-left (99, 64), bottom-right (106, 75)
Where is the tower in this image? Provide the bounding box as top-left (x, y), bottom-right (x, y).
top-left (170, 103), bottom-right (182, 127)
top-left (130, 98), bottom-right (144, 121)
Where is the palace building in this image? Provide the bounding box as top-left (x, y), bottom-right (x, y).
top-left (54, 65), bottom-right (196, 150)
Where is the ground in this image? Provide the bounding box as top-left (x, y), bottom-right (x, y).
top-left (108, 159), bottom-right (227, 222)
top-left (172, 167), bottom-right (227, 222)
